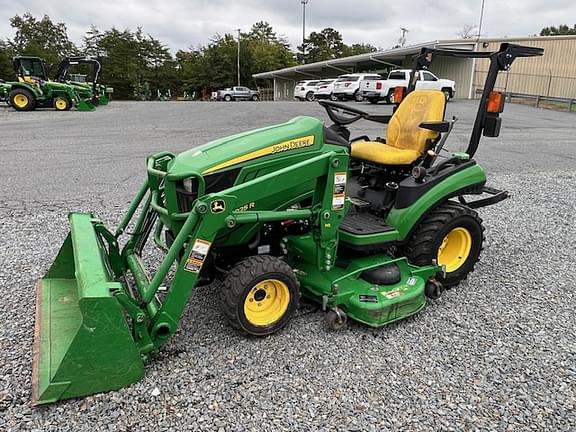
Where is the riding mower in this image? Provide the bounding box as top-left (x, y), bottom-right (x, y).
top-left (54, 56), bottom-right (113, 106)
top-left (7, 56), bottom-right (95, 111)
top-left (33, 43), bottom-right (542, 404)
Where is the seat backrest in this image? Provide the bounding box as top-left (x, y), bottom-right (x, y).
top-left (386, 90), bottom-right (446, 153)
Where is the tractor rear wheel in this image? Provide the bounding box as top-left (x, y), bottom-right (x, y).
top-left (404, 202), bottom-right (484, 287)
top-left (220, 255), bottom-right (300, 336)
top-left (9, 88), bottom-right (36, 111)
top-left (53, 96), bottom-right (72, 111)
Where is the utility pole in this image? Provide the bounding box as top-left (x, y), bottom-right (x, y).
top-left (400, 27), bottom-right (409, 47)
top-left (236, 28), bottom-right (241, 86)
top-left (477, 0), bottom-right (486, 40)
top-left (301, 0), bottom-right (309, 62)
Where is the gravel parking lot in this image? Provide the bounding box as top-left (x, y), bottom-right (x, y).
top-left (0, 100), bottom-right (575, 431)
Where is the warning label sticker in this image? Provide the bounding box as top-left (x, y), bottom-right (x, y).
top-left (382, 288), bottom-right (401, 299)
top-left (333, 172), bottom-right (347, 194)
top-left (332, 172), bottom-right (347, 210)
top-left (185, 239), bottom-right (212, 273)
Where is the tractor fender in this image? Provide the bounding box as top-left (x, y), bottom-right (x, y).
top-left (11, 82), bottom-right (43, 97)
top-left (387, 162), bottom-right (487, 242)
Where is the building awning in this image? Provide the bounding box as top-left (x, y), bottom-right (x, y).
top-left (253, 39), bottom-right (476, 79)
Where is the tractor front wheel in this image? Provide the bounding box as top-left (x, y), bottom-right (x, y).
top-left (404, 202), bottom-right (484, 287)
top-left (9, 88), bottom-right (36, 111)
top-left (221, 255), bottom-right (300, 336)
top-left (53, 96), bottom-right (72, 111)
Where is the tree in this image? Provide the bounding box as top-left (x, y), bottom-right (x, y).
top-left (175, 22), bottom-right (297, 94)
top-left (300, 28), bottom-right (346, 63)
top-left (83, 25), bottom-right (103, 57)
top-left (343, 43), bottom-right (379, 56)
top-left (540, 24), bottom-right (576, 36)
top-left (9, 13), bottom-right (77, 67)
top-left (457, 24), bottom-right (479, 39)
top-left (0, 40), bottom-right (15, 80)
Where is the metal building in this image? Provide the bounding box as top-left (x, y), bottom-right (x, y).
top-left (253, 36), bottom-right (576, 101)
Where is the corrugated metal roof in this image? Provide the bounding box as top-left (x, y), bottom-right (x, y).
top-left (253, 39), bottom-right (476, 79)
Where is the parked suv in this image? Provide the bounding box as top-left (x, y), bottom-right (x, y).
top-left (294, 80), bottom-right (320, 101)
top-left (332, 73), bottom-right (382, 101)
top-left (313, 79), bottom-right (337, 100)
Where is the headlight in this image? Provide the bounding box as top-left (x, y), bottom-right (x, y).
top-left (183, 177), bottom-right (195, 193)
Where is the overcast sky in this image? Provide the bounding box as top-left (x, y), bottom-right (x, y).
top-left (0, 0), bottom-right (574, 53)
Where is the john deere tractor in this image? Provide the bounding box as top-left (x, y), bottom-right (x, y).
top-left (7, 56), bottom-right (95, 111)
top-left (33, 43), bottom-right (542, 404)
top-left (54, 56), bottom-right (113, 105)
top-left (0, 80), bottom-right (11, 104)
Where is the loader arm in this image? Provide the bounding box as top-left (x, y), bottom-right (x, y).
top-left (33, 148), bottom-right (349, 404)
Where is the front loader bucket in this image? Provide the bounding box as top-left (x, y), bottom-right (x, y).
top-left (75, 99), bottom-right (95, 111)
top-left (33, 213), bottom-right (144, 405)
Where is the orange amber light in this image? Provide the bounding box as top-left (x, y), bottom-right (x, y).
top-left (487, 91), bottom-right (505, 113)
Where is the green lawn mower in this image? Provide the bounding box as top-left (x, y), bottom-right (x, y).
top-left (33, 43), bottom-right (542, 405)
top-left (7, 56), bottom-right (95, 112)
top-left (54, 56), bottom-right (113, 106)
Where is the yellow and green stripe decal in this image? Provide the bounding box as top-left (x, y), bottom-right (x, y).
top-left (202, 135), bottom-right (315, 174)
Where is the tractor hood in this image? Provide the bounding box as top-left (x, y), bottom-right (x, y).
top-left (47, 80), bottom-right (76, 91)
top-left (167, 116), bottom-right (325, 177)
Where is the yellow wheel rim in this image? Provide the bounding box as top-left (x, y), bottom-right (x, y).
top-left (55, 98), bottom-right (68, 110)
top-left (437, 227), bottom-right (472, 273)
top-left (243, 279), bottom-right (290, 326)
top-left (13, 94), bottom-right (29, 108)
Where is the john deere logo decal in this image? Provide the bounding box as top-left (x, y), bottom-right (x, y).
top-left (211, 199), bottom-right (225, 213)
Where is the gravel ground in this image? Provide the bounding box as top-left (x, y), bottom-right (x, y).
top-left (0, 100), bottom-right (575, 431)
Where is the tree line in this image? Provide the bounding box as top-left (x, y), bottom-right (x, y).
top-left (0, 13), bottom-right (377, 99)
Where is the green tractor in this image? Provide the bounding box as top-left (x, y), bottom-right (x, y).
top-left (54, 56), bottom-right (113, 106)
top-left (0, 80), bottom-right (11, 104)
top-left (7, 56), bottom-right (95, 112)
top-left (33, 43), bottom-right (542, 404)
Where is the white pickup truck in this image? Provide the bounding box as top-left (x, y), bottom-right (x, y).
top-left (360, 69), bottom-right (456, 104)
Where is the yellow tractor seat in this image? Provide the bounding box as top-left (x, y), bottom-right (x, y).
top-left (351, 90), bottom-right (446, 166)
top-left (351, 142), bottom-right (422, 165)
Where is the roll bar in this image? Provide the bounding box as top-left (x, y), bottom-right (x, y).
top-left (406, 43), bottom-right (544, 157)
top-left (54, 56), bottom-right (103, 93)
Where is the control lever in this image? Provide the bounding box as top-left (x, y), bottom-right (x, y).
top-left (413, 116), bottom-right (459, 183)
top-left (430, 116), bottom-right (459, 165)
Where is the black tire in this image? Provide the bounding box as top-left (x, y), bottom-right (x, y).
top-left (224, 94), bottom-right (232, 102)
top-left (404, 202), bottom-right (484, 287)
top-left (251, 94), bottom-right (259, 101)
top-left (329, 93), bottom-right (338, 101)
top-left (385, 89), bottom-right (394, 104)
top-left (368, 98), bottom-right (379, 104)
top-left (325, 308), bottom-right (347, 331)
top-left (354, 90), bottom-right (363, 102)
top-left (305, 91), bottom-right (315, 102)
top-left (441, 88), bottom-right (452, 101)
top-left (9, 88), bottom-right (36, 111)
top-left (220, 255), bottom-right (300, 336)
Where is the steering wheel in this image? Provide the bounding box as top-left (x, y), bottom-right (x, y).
top-left (317, 100), bottom-right (369, 125)
top-left (317, 100), bottom-right (392, 127)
